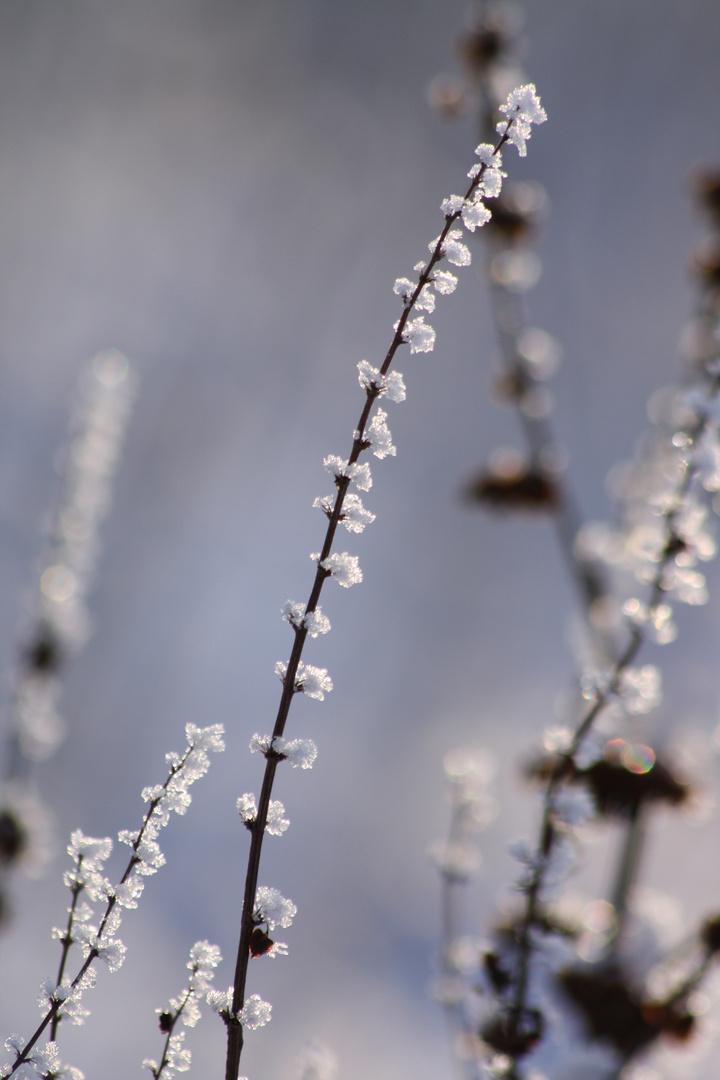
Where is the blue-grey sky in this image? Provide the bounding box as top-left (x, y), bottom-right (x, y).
top-left (1, 3), bottom-right (720, 1079)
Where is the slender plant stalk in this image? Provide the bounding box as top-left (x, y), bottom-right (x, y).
top-left (502, 387), bottom-right (719, 1064)
top-left (7, 739), bottom-right (200, 1076)
top-left (224, 126), bottom-right (514, 1080)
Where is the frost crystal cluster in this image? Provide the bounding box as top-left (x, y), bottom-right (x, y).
top-left (143, 941), bottom-right (221, 1080)
top-left (0, 725), bottom-right (224, 1080)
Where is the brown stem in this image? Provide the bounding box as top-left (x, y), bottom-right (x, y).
top-left (502, 389), bottom-right (720, 1062)
top-left (225, 125), bottom-right (514, 1080)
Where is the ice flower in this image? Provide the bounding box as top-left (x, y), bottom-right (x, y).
top-left (403, 316), bottom-right (436, 353)
top-left (322, 455), bottom-right (372, 491)
top-left (238, 794), bottom-right (291, 838)
top-left (274, 660), bottom-right (333, 700)
top-left (281, 600), bottom-right (331, 636)
top-left (431, 269), bottom-right (458, 295)
top-left (414, 284), bottom-right (436, 312)
top-left (392, 277), bottom-right (414, 303)
top-left (366, 408), bottom-right (396, 459)
top-left (438, 229), bottom-right (471, 267)
top-left (254, 886), bottom-right (297, 930)
top-left (239, 994), bottom-right (272, 1030)
top-left (317, 551), bottom-right (363, 588)
top-left (265, 800), bottom-right (290, 836)
top-left (313, 493), bottom-right (375, 533)
top-left (249, 734), bottom-right (317, 769)
top-left (357, 361), bottom-right (406, 403)
top-left (278, 738), bottom-right (317, 769)
top-left (461, 199), bottom-right (492, 231)
top-left (206, 987), bottom-right (233, 1016)
top-left (498, 83), bottom-right (547, 156)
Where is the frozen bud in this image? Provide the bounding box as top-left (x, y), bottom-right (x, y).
top-left (403, 316), bottom-right (436, 353)
top-left (304, 607), bottom-right (331, 636)
top-left (474, 143), bottom-right (503, 170)
top-left (357, 361), bottom-right (406, 403)
top-left (392, 277), bottom-right (415, 304)
top-left (295, 663), bottom-right (333, 701)
top-left (415, 285), bottom-right (436, 313)
top-left (439, 229), bottom-right (471, 267)
top-left (207, 987), bottom-right (233, 1015)
top-left (432, 270), bottom-right (457, 295)
top-left (254, 886), bottom-right (296, 930)
top-left (498, 83), bottom-right (547, 157)
top-left (347, 461), bottom-right (372, 491)
top-left (461, 200), bottom-right (492, 232)
top-left (366, 408), bottom-right (396, 459)
top-left (239, 994), bottom-right (272, 1030)
top-left (338, 493), bottom-right (375, 533)
top-left (323, 454), bottom-right (350, 482)
top-left (319, 552), bottom-right (363, 588)
top-left (265, 800), bottom-right (290, 836)
top-left (237, 793), bottom-right (258, 826)
top-left (440, 194), bottom-right (466, 217)
top-left (278, 738), bottom-right (317, 769)
top-left (281, 600), bottom-right (331, 636)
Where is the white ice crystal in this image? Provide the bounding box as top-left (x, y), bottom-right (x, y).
top-left (26, 1041), bottom-right (84, 1080)
top-left (357, 361), bottom-right (406, 403)
top-left (403, 316), bottom-right (436, 353)
top-left (237, 793), bottom-right (257, 824)
top-left (65, 832), bottom-right (113, 902)
top-left (239, 994), bottom-right (272, 1030)
top-left (461, 200), bottom-right (492, 232)
top-left (392, 277), bottom-right (415, 303)
top-left (474, 143), bottom-right (503, 169)
top-left (498, 83), bottom-right (547, 157)
top-left (296, 663), bottom-right (333, 701)
top-left (206, 987), bottom-right (233, 1015)
top-left (265, 800), bottom-right (290, 836)
top-left (432, 269), bottom-right (458, 295)
top-left (248, 734), bottom-right (317, 769)
top-left (319, 552), bottom-right (363, 588)
top-left (188, 940), bottom-right (221, 991)
top-left (348, 461), bottom-right (372, 490)
top-left (254, 886), bottom-right (297, 930)
top-left (275, 661), bottom-right (333, 700)
top-left (366, 408), bottom-right (396, 459)
top-left (415, 284), bottom-right (436, 313)
top-left (440, 194), bottom-right (466, 217)
top-left (439, 229), bottom-right (471, 267)
top-left (278, 738), bottom-right (318, 769)
top-left (339, 493), bottom-right (375, 532)
top-left (304, 608), bottom-right (331, 636)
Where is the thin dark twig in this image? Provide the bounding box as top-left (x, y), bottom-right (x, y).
top-left (503, 391), bottom-right (718, 1060)
top-left (7, 741), bottom-right (198, 1076)
top-left (224, 126), bottom-right (513, 1080)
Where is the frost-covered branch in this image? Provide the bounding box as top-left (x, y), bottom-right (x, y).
top-left (0, 351), bottom-right (135, 930)
top-left (486, 371), bottom-right (720, 1072)
top-left (222, 86), bottom-right (547, 1080)
top-left (442, 8), bottom-right (610, 649)
top-left (0, 724), bottom-right (224, 1079)
top-left (142, 941), bottom-right (221, 1080)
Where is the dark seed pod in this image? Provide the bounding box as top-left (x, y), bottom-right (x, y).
top-left (158, 1012), bottom-right (173, 1033)
top-left (249, 927), bottom-right (274, 957)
